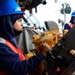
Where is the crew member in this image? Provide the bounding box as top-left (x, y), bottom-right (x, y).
top-left (0, 0), bottom-right (51, 75)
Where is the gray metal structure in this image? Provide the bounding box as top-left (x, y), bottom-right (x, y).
top-left (44, 21), bottom-right (59, 30)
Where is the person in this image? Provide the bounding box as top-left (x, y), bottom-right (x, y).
top-left (64, 11), bottom-right (75, 30)
top-left (0, 0), bottom-right (51, 75)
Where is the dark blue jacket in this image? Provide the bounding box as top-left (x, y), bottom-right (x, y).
top-left (64, 23), bottom-right (71, 30)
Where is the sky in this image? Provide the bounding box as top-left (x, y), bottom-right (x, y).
top-left (24, 0), bottom-right (75, 29)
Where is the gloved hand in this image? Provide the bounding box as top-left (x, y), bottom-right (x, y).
top-left (39, 43), bottom-right (52, 57)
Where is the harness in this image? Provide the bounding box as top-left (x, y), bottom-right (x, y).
top-left (0, 37), bottom-right (26, 75)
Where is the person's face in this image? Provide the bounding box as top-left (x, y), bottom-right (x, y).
top-left (13, 18), bottom-right (23, 31)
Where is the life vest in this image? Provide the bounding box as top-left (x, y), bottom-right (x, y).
top-left (0, 38), bottom-right (26, 75)
top-left (69, 23), bottom-right (74, 28)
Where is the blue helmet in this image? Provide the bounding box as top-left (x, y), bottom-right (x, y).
top-left (71, 11), bottom-right (75, 17)
top-left (0, 0), bottom-right (24, 16)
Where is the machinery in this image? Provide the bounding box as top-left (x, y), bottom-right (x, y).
top-left (32, 23), bottom-right (75, 75)
top-left (32, 21), bottom-right (62, 75)
top-left (50, 25), bottom-right (75, 75)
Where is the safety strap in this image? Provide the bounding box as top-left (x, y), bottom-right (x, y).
top-left (0, 37), bottom-right (26, 60)
top-left (69, 23), bottom-right (74, 28)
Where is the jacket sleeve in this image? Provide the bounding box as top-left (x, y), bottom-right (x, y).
top-left (0, 44), bottom-right (45, 75)
top-left (64, 23), bottom-right (70, 30)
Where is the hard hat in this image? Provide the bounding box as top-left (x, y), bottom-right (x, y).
top-left (0, 0), bottom-right (24, 16)
top-left (71, 11), bottom-right (75, 17)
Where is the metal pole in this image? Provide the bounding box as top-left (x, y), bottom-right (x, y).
top-left (63, 3), bottom-right (66, 25)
